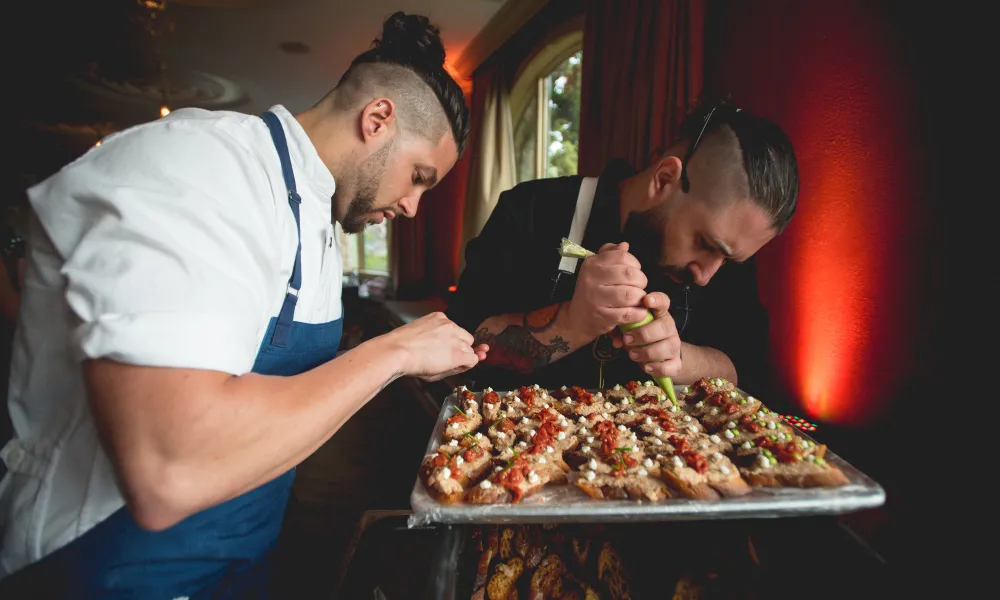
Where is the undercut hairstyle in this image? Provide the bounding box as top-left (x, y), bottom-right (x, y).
top-left (677, 98), bottom-right (800, 232)
top-left (330, 12), bottom-right (470, 156)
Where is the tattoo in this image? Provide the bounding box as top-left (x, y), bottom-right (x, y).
top-left (476, 325), bottom-right (570, 374)
top-left (474, 327), bottom-right (494, 348)
top-left (523, 303), bottom-right (562, 332)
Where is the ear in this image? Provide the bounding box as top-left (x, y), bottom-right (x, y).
top-left (647, 156), bottom-right (683, 202)
top-left (360, 97), bottom-right (395, 145)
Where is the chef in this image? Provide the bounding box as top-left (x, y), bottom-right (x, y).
top-left (447, 101), bottom-right (799, 396)
top-left (0, 12), bottom-right (486, 599)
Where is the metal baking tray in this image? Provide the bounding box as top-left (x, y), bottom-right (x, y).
top-left (409, 389), bottom-right (885, 527)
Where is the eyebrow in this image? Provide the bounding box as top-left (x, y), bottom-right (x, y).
top-left (712, 237), bottom-right (747, 264)
top-left (712, 237), bottom-right (735, 259)
top-left (418, 165), bottom-right (438, 188)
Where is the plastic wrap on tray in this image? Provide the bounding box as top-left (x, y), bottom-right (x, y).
top-left (408, 389), bottom-right (884, 528)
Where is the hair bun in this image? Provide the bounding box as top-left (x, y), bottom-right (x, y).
top-left (375, 12), bottom-right (447, 70)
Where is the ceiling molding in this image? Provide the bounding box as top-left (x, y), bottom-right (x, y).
top-left (453, 0), bottom-right (551, 78)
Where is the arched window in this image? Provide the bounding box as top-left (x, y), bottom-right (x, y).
top-left (511, 30), bottom-right (583, 183)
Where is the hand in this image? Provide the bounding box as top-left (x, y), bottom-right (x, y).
top-left (386, 312), bottom-right (489, 382)
top-left (614, 291), bottom-right (682, 378)
top-left (566, 242), bottom-right (649, 341)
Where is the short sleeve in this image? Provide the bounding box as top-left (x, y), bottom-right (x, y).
top-left (28, 115), bottom-right (282, 375)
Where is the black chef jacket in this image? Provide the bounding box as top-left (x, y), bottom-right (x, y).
top-left (446, 159), bottom-right (772, 397)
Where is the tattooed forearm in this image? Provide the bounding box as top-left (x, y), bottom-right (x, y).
top-left (523, 302), bottom-right (563, 332)
top-left (479, 327), bottom-right (569, 373)
top-left (473, 302), bottom-right (584, 374)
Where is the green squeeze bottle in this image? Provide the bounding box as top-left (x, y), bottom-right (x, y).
top-left (557, 238), bottom-right (679, 406)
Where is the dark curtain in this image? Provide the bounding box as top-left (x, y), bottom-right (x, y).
top-left (579, 0), bottom-right (706, 175)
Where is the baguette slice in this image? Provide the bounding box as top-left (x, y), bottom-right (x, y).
top-left (487, 557), bottom-right (524, 600)
top-left (419, 441), bottom-right (493, 503)
top-left (684, 377), bottom-right (737, 404)
top-left (474, 526), bottom-right (499, 590)
top-left (443, 390), bottom-right (484, 440)
top-left (514, 525), bottom-right (546, 570)
top-left (597, 540), bottom-right (634, 600)
top-left (486, 416), bottom-right (518, 452)
top-left (655, 452), bottom-right (720, 500)
top-left (739, 448), bottom-right (849, 487)
top-left (574, 447), bottom-right (669, 502)
top-left (465, 454), bottom-right (568, 504)
top-left (702, 451), bottom-right (752, 497)
top-left (529, 553), bottom-right (566, 599)
top-left (695, 390), bottom-right (763, 432)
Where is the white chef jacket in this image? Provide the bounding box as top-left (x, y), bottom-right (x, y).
top-left (0, 104), bottom-right (344, 577)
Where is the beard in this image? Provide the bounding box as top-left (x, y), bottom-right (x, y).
top-left (623, 206), bottom-right (694, 287)
top-left (337, 139), bottom-right (394, 234)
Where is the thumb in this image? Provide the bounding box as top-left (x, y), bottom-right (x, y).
top-left (644, 291), bottom-right (672, 319)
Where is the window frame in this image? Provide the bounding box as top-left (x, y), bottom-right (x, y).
top-left (510, 26), bottom-right (584, 181)
top-left (338, 220), bottom-right (391, 276)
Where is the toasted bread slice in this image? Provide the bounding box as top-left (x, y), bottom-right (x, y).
top-left (734, 430), bottom-right (823, 459)
top-left (466, 456), bottom-right (568, 504)
top-left (571, 537), bottom-right (591, 567)
top-left (684, 377), bottom-right (737, 404)
top-left (603, 382), bottom-right (648, 409)
top-left (419, 443), bottom-right (493, 503)
top-left (529, 553), bottom-right (566, 598)
top-left (655, 453), bottom-right (721, 500)
top-left (514, 526), bottom-right (546, 570)
top-left (572, 391), bottom-right (622, 418)
top-left (486, 416), bottom-right (518, 452)
top-left (487, 557), bottom-right (524, 600)
top-left (597, 540), bottom-right (634, 600)
top-left (740, 453), bottom-right (849, 487)
top-left (575, 470), bottom-right (671, 501)
top-left (696, 391), bottom-right (763, 432)
top-left (574, 447), bottom-right (668, 501)
top-left (703, 451), bottom-right (752, 497)
top-left (474, 526), bottom-right (499, 590)
top-left (499, 527), bottom-right (515, 560)
top-left (443, 409), bottom-right (483, 440)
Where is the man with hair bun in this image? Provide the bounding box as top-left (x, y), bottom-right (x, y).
top-left (0, 12), bottom-right (484, 597)
top-left (449, 99), bottom-right (799, 399)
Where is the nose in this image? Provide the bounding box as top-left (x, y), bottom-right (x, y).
top-left (397, 193), bottom-right (421, 218)
top-left (692, 256), bottom-right (725, 286)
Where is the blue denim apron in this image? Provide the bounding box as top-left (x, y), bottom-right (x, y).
top-left (10, 111), bottom-right (343, 599)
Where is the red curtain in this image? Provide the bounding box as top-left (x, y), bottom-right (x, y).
top-left (392, 125), bottom-right (472, 300)
top-left (579, 0), bottom-right (705, 175)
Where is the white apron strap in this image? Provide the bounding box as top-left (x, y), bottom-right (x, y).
top-left (557, 176), bottom-right (599, 273)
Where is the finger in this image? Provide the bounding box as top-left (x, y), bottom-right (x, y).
top-left (452, 324), bottom-right (475, 346)
top-left (623, 313), bottom-right (677, 347)
top-left (589, 263), bottom-right (648, 289)
top-left (594, 248), bottom-right (643, 270)
top-left (643, 291), bottom-right (672, 317)
top-left (598, 242), bottom-right (619, 253)
top-left (610, 329), bottom-right (624, 349)
top-left (455, 345), bottom-right (480, 369)
top-left (595, 284), bottom-right (647, 309)
top-left (605, 306), bottom-right (653, 326)
top-left (627, 338), bottom-right (679, 364)
top-left (642, 357), bottom-right (683, 378)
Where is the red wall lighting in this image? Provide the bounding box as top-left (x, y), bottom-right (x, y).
top-left (707, 1), bottom-right (931, 425)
